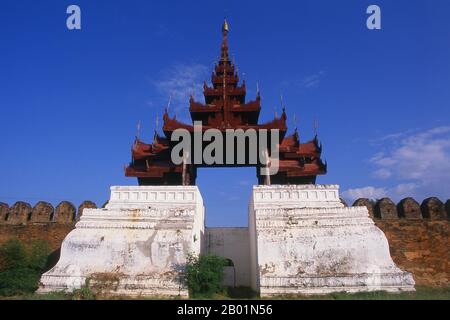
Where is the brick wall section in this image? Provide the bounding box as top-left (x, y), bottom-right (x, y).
top-left (375, 220), bottom-right (449, 287)
top-left (0, 224), bottom-right (74, 251)
top-left (354, 196), bottom-right (449, 287)
top-left (0, 200), bottom-right (97, 251)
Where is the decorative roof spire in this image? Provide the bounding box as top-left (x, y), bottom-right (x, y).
top-left (222, 18), bottom-right (229, 35)
top-left (165, 96), bottom-right (172, 113)
top-left (136, 120), bottom-right (141, 140)
top-left (280, 94), bottom-right (286, 113)
top-left (221, 18), bottom-right (230, 62)
top-left (293, 113), bottom-right (298, 130)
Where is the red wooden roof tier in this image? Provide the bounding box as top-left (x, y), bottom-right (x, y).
top-left (125, 20), bottom-right (327, 186)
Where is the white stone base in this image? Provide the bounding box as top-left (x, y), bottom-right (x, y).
top-left (38, 186), bottom-right (205, 297)
top-left (249, 185), bottom-right (415, 296)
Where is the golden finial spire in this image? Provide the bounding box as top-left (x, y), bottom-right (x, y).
top-left (222, 18), bottom-right (229, 35)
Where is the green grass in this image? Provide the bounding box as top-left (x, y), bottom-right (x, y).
top-left (0, 291), bottom-right (72, 300)
top-left (0, 239), bottom-right (50, 297)
top-left (1, 286), bottom-right (448, 300)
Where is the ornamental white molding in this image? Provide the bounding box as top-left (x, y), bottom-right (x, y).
top-left (249, 184), bottom-right (415, 296)
top-left (38, 186), bottom-right (205, 297)
top-left (107, 186), bottom-right (200, 209)
top-left (252, 184), bottom-right (343, 208)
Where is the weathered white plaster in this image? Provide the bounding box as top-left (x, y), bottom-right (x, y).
top-left (39, 184), bottom-right (415, 297)
top-left (249, 184), bottom-right (415, 296)
top-left (206, 227), bottom-right (251, 287)
top-left (38, 186), bottom-right (205, 297)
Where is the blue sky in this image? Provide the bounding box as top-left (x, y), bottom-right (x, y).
top-left (1, 0), bottom-right (449, 226)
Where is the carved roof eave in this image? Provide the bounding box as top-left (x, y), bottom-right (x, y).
top-left (132, 150), bottom-right (170, 161)
top-left (189, 99), bottom-right (221, 113)
top-left (203, 86), bottom-right (246, 97)
top-left (278, 160), bottom-right (327, 176)
top-left (258, 113), bottom-right (287, 131)
top-left (153, 133), bottom-right (169, 145)
top-left (163, 123), bottom-right (287, 133)
top-left (304, 138), bottom-right (323, 154)
top-left (284, 167), bottom-right (327, 177)
top-left (132, 139), bottom-right (170, 160)
top-left (230, 99), bottom-right (261, 112)
top-left (189, 98), bottom-right (259, 114)
top-left (279, 150), bottom-right (321, 159)
top-left (211, 74), bottom-right (239, 85)
top-left (125, 163), bottom-right (183, 178)
top-left (215, 63), bottom-right (235, 74)
top-left (163, 117), bottom-right (194, 133)
top-left (280, 133), bottom-right (300, 148)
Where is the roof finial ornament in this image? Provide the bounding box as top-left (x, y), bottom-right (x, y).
top-left (220, 18), bottom-right (230, 62)
top-left (292, 114), bottom-right (299, 140)
top-left (280, 94), bottom-right (286, 113)
top-left (166, 96), bottom-right (172, 113)
top-left (222, 18), bottom-right (229, 36)
top-left (152, 115), bottom-right (159, 145)
top-left (136, 120), bottom-right (141, 140)
top-left (314, 119), bottom-right (318, 137)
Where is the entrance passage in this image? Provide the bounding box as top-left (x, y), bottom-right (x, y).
top-left (198, 168), bottom-right (254, 290)
top-left (205, 227), bottom-right (251, 288)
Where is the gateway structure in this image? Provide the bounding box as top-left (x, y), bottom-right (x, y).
top-left (38, 20), bottom-right (414, 296)
top-left (125, 19), bottom-right (327, 186)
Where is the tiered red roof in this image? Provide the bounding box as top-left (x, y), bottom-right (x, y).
top-left (125, 20), bottom-right (327, 185)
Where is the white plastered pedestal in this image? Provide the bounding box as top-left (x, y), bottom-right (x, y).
top-left (38, 186), bottom-right (205, 297)
top-left (249, 184), bottom-right (415, 296)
